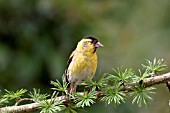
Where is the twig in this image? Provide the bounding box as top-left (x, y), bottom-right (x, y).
top-left (15, 98), bottom-right (34, 106)
top-left (0, 72), bottom-right (170, 113)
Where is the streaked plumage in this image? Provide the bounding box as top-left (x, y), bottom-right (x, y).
top-left (66, 36), bottom-right (103, 93)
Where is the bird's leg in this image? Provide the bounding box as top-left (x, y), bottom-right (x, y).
top-left (69, 82), bottom-right (77, 94)
top-left (87, 87), bottom-right (91, 93)
top-left (73, 84), bottom-right (77, 92)
top-left (69, 83), bottom-right (74, 94)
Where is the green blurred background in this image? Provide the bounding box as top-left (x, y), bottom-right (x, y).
top-left (0, 0), bottom-right (170, 113)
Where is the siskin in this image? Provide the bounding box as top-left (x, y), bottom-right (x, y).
top-left (66, 36), bottom-right (103, 94)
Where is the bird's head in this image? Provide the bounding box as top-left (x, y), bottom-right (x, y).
top-left (76, 36), bottom-right (103, 53)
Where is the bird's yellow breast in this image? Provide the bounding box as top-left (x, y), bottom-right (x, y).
top-left (67, 51), bottom-right (97, 85)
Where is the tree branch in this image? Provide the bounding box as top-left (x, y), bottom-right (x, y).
top-left (15, 98), bottom-right (34, 106)
top-left (1, 72), bottom-right (170, 113)
top-left (123, 72), bottom-right (170, 91)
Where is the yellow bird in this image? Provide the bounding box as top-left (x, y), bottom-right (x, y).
top-left (66, 36), bottom-right (103, 94)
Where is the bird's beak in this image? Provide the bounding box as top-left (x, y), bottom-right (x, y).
top-left (95, 42), bottom-right (104, 48)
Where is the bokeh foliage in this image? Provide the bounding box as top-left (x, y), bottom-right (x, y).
top-left (0, 0), bottom-right (170, 113)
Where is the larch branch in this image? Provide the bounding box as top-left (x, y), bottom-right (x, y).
top-left (0, 72), bottom-right (170, 113)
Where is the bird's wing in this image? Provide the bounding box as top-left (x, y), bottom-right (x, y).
top-left (65, 51), bottom-right (75, 75)
top-left (67, 51), bottom-right (74, 67)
